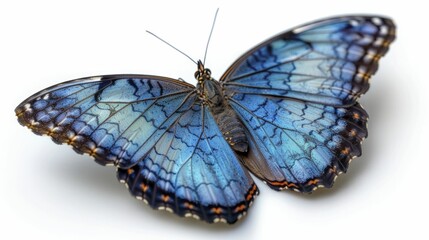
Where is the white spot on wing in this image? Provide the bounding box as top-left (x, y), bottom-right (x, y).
top-left (380, 26), bottom-right (389, 36)
top-left (374, 37), bottom-right (385, 46)
top-left (90, 76), bottom-right (102, 81)
top-left (349, 20), bottom-right (359, 26)
top-left (372, 17), bottom-right (382, 25)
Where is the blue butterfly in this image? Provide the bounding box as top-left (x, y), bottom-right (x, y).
top-left (15, 15), bottom-right (395, 224)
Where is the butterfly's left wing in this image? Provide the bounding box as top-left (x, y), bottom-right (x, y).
top-left (222, 16), bottom-right (395, 192)
top-left (15, 75), bottom-right (257, 223)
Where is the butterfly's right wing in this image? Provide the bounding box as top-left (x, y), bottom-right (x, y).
top-left (15, 75), bottom-right (257, 223)
top-left (221, 16), bottom-right (395, 192)
top-left (222, 16), bottom-right (395, 106)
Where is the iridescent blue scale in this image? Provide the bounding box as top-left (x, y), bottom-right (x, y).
top-left (15, 15), bottom-right (395, 224)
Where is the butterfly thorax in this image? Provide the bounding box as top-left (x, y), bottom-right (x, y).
top-left (195, 60), bottom-right (248, 153)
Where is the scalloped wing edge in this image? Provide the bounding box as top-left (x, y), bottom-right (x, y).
top-left (239, 103), bottom-right (368, 193)
top-left (117, 167), bottom-right (259, 224)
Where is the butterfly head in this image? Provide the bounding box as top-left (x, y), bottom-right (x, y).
top-left (195, 60), bottom-right (224, 108)
top-left (195, 60), bottom-right (212, 83)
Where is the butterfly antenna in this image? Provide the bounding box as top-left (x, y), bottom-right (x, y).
top-left (203, 8), bottom-right (219, 65)
top-left (146, 30), bottom-right (197, 65)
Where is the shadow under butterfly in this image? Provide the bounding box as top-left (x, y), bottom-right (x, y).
top-left (15, 13), bottom-right (396, 224)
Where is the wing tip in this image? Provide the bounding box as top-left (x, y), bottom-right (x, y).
top-left (15, 98), bottom-right (117, 167)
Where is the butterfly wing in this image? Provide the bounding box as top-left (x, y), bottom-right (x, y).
top-left (16, 75), bottom-right (257, 223)
top-left (116, 103), bottom-right (257, 223)
top-left (222, 16), bottom-right (395, 106)
top-left (222, 16), bottom-right (395, 192)
top-left (229, 94), bottom-right (368, 192)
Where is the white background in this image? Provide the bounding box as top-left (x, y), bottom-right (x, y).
top-left (1, 0), bottom-right (427, 239)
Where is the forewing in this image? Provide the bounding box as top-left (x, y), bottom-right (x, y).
top-left (222, 16), bottom-right (396, 106)
top-left (15, 75), bottom-right (257, 223)
top-left (230, 93), bottom-right (368, 192)
top-left (16, 75), bottom-right (195, 167)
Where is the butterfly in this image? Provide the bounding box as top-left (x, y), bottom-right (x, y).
top-left (15, 15), bottom-right (395, 224)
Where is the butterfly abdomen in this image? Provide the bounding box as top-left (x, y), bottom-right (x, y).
top-left (214, 107), bottom-right (248, 153)
top-left (200, 78), bottom-right (249, 153)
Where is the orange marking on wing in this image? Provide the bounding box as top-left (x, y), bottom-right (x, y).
top-left (341, 148), bottom-right (350, 155)
top-left (364, 73), bottom-right (371, 81)
top-left (89, 149), bottom-right (97, 157)
top-left (357, 72), bottom-right (371, 81)
top-left (127, 168), bottom-right (134, 175)
top-left (211, 207), bottom-right (223, 215)
top-left (306, 179), bottom-right (320, 186)
top-left (234, 204), bottom-right (246, 213)
top-left (269, 181), bottom-right (284, 186)
top-left (140, 183), bottom-right (148, 192)
top-left (246, 184), bottom-right (257, 201)
top-left (161, 194), bottom-right (169, 202)
top-left (184, 202), bottom-right (194, 210)
top-left (269, 181), bottom-right (298, 188)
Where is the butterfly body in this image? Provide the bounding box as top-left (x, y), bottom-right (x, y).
top-left (16, 15), bottom-right (395, 224)
top-left (196, 60), bottom-right (249, 152)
